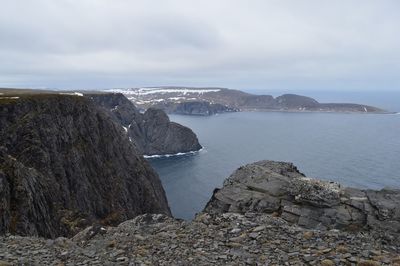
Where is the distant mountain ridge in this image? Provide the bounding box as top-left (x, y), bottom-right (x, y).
top-left (109, 87), bottom-right (389, 115)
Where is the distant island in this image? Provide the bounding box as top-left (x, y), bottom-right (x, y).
top-left (109, 87), bottom-right (390, 115)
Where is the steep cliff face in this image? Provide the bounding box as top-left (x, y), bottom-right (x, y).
top-left (0, 94), bottom-right (170, 238)
top-left (137, 108), bottom-right (202, 155)
top-left (90, 93), bottom-right (202, 155)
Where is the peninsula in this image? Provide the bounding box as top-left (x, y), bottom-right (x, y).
top-left (109, 87), bottom-right (389, 116)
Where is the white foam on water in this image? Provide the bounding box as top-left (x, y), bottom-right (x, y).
top-left (143, 148), bottom-right (204, 159)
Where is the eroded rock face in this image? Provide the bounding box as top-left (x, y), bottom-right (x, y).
top-left (90, 93), bottom-right (202, 155)
top-left (0, 94), bottom-right (171, 238)
top-left (204, 161), bottom-right (400, 241)
top-left (138, 108), bottom-right (202, 155)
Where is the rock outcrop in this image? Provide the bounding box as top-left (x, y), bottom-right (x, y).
top-left (204, 161), bottom-right (400, 243)
top-left (90, 93), bottom-right (202, 155)
top-left (0, 94), bottom-right (170, 238)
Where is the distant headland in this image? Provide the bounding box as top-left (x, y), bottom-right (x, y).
top-left (107, 87), bottom-right (391, 116)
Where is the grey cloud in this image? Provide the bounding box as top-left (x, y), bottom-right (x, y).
top-left (0, 0), bottom-right (399, 90)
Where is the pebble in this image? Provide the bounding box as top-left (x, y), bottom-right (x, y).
top-left (230, 228), bottom-right (241, 234)
top-left (0, 213), bottom-right (398, 265)
top-left (252, 225), bottom-right (266, 232)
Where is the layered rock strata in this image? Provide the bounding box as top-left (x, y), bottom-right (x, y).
top-left (204, 160), bottom-right (400, 243)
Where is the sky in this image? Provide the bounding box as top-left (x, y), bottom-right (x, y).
top-left (1, 0), bottom-right (400, 91)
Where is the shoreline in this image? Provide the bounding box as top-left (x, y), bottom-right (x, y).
top-left (143, 147), bottom-right (204, 159)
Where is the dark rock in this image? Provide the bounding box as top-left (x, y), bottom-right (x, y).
top-left (275, 94), bottom-right (319, 109)
top-left (90, 93), bottom-right (202, 155)
top-left (0, 94), bottom-right (170, 238)
top-left (167, 101), bottom-right (237, 116)
top-left (138, 108), bottom-right (202, 155)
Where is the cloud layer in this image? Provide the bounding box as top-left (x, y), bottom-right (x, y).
top-left (1, 0), bottom-right (399, 90)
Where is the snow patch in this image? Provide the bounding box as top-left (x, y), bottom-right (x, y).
top-left (59, 92), bottom-right (84, 97)
top-left (110, 88), bottom-right (221, 95)
top-left (168, 97), bottom-right (186, 101)
top-left (0, 96), bottom-right (19, 99)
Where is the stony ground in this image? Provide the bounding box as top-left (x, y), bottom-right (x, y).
top-left (1, 213), bottom-right (399, 266)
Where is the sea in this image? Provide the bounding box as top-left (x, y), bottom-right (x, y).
top-left (147, 90), bottom-right (400, 220)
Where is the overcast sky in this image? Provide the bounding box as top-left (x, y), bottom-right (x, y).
top-left (1, 0), bottom-right (399, 91)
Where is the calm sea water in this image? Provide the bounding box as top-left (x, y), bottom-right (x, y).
top-left (148, 111), bottom-right (400, 220)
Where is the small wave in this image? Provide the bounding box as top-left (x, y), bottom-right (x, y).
top-left (143, 148), bottom-right (204, 159)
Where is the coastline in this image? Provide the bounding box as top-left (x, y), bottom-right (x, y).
top-left (237, 108), bottom-right (395, 115)
top-left (143, 147), bottom-right (204, 159)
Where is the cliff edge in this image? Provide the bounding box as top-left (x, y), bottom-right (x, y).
top-left (0, 160), bottom-right (399, 265)
top-left (90, 93), bottom-right (202, 155)
top-left (0, 94), bottom-right (170, 238)
top-left (205, 161), bottom-right (400, 241)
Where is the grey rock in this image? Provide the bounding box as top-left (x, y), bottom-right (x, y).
top-left (204, 160), bottom-right (400, 244)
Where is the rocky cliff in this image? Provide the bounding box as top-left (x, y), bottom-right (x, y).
top-left (90, 93), bottom-right (202, 155)
top-left (0, 94), bottom-right (170, 238)
top-left (204, 161), bottom-right (400, 242)
top-left (1, 159), bottom-right (399, 265)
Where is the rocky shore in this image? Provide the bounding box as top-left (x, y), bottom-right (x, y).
top-left (1, 161), bottom-right (399, 265)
